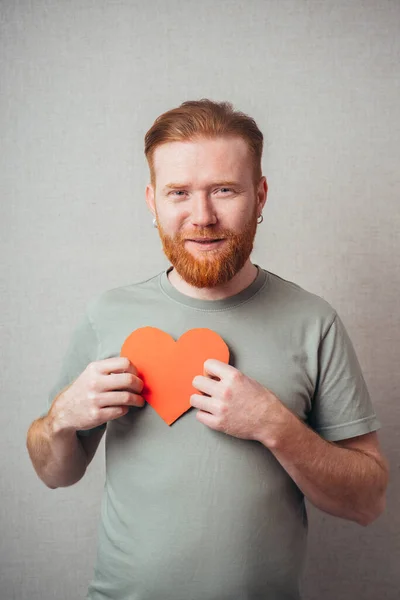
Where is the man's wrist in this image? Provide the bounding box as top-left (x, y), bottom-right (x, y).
top-left (46, 394), bottom-right (77, 438)
top-left (45, 413), bottom-right (75, 439)
top-left (254, 395), bottom-right (299, 450)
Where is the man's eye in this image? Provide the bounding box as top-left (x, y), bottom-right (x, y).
top-left (217, 188), bottom-right (234, 194)
top-left (171, 190), bottom-right (186, 196)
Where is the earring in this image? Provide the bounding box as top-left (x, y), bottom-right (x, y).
top-left (153, 217), bottom-right (158, 228)
top-left (257, 214), bottom-right (264, 224)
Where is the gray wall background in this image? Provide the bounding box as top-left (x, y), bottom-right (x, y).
top-left (1, 1), bottom-right (399, 599)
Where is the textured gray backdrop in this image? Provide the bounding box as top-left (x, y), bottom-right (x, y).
top-left (1, 1), bottom-right (399, 599)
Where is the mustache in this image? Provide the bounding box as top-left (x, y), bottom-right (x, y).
top-left (178, 229), bottom-right (234, 241)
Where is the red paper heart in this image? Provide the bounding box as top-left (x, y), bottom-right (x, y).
top-left (120, 327), bottom-right (230, 425)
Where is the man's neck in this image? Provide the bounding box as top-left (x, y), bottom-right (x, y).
top-left (167, 260), bottom-right (258, 301)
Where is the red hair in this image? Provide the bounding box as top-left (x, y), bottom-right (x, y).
top-left (144, 99), bottom-right (264, 186)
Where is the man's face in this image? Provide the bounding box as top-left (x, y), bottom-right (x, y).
top-left (146, 136), bottom-right (267, 288)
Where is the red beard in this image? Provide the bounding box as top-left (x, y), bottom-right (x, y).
top-left (157, 205), bottom-right (258, 288)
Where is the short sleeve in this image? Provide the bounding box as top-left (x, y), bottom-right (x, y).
top-left (44, 307), bottom-right (107, 438)
top-left (309, 313), bottom-right (381, 441)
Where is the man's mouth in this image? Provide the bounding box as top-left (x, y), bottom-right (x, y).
top-left (187, 238), bottom-right (224, 244)
top-left (185, 238), bottom-right (226, 250)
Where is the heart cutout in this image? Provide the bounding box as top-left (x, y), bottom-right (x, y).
top-left (120, 327), bottom-right (230, 425)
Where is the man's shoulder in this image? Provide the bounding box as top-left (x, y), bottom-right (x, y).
top-left (263, 269), bottom-right (337, 325)
top-left (85, 270), bottom-right (164, 318)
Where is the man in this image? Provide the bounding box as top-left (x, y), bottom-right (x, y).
top-left (27, 99), bottom-right (388, 600)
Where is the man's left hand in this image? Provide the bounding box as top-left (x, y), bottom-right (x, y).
top-left (190, 359), bottom-right (283, 441)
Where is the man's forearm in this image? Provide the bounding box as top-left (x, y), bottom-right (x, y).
top-left (26, 415), bottom-right (88, 489)
top-left (256, 405), bottom-right (388, 525)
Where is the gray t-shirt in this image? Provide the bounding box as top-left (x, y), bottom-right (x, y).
top-left (45, 265), bottom-right (380, 600)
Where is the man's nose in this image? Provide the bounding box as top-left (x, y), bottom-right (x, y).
top-left (190, 194), bottom-right (217, 227)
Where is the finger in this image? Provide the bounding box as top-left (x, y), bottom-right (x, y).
top-left (99, 406), bottom-right (130, 422)
top-left (118, 361), bottom-right (139, 376)
top-left (203, 358), bottom-right (234, 380)
top-left (97, 357), bottom-right (138, 375)
top-left (102, 373), bottom-right (144, 394)
top-left (192, 374), bottom-right (219, 396)
top-left (190, 393), bottom-right (218, 413)
top-left (196, 410), bottom-right (219, 429)
top-left (98, 391), bottom-right (145, 408)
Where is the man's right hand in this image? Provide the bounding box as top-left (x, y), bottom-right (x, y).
top-left (48, 357), bottom-right (145, 433)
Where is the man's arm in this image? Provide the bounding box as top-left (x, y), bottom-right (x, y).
top-left (191, 359), bottom-right (388, 526)
top-left (27, 358), bottom-right (144, 489)
top-left (27, 413), bottom-right (91, 489)
top-left (257, 406), bottom-right (388, 526)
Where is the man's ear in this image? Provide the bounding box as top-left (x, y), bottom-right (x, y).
top-left (257, 176), bottom-right (268, 213)
top-left (145, 183), bottom-right (156, 217)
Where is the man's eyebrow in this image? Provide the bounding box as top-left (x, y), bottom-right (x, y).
top-left (163, 181), bottom-right (241, 191)
top-left (210, 181), bottom-right (241, 187)
top-left (163, 182), bottom-right (189, 191)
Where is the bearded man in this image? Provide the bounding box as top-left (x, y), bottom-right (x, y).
top-left (27, 99), bottom-right (388, 600)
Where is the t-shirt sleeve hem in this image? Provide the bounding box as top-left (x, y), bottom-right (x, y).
top-left (315, 415), bottom-right (381, 442)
